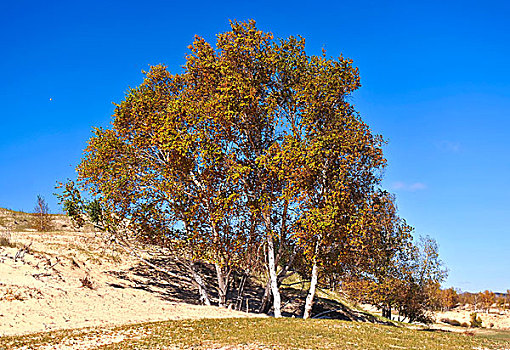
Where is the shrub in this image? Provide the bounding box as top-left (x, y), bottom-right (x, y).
top-left (461, 322), bottom-right (469, 328)
top-left (470, 312), bottom-right (483, 328)
top-left (0, 288), bottom-right (25, 301)
top-left (0, 231), bottom-right (15, 248)
top-left (80, 275), bottom-right (95, 289)
top-left (33, 195), bottom-right (52, 232)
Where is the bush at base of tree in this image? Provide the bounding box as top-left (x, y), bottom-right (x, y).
top-left (470, 312), bottom-right (483, 328)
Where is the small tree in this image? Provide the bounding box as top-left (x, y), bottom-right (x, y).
top-left (33, 195), bottom-right (52, 231)
top-left (440, 287), bottom-right (459, 311)
top-left (479, 290), bottom-right (495, 313)
top-left (496, 296), bottom-right (505, 311)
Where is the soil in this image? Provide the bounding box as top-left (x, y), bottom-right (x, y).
top-left (434, 308), bottom-right (510, 330)
top-left (0, 226), bottom-right (261, 338)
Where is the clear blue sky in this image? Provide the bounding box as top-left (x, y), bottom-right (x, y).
top-left (1, 0), bottom-right (509, 293)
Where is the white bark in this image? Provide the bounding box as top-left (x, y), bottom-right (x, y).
top-left (215, 262), bottom-right (228, 307)
top-left (267, 234), bottom-right (282, 318)
top-left (303, 261), bottom-right (318, 319)
top-left (189, 263), bottom-right (211, 306)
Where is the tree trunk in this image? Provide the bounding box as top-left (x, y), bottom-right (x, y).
top-left (262, 208), bottom-right (282, 318)
top-left (267, 234), bottom-right (282, 317)
top-left (189, 263), bottom-right (211, 306)
top-left (215, 263), bottom-right (229, 307)
top-left (303, 261), bottom-right (318, 319)
top-left (235, 274), bottom-right (248, 311)
top-left (382, 305), bottom-right (392, 320)
top-left (258, 279), bottom-right (272, 314)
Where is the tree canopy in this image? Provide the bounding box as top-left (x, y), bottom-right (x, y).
top-left (59, 20), bottom-right (446, 320)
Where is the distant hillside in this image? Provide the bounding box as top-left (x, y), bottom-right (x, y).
top-left (0, 207), bottom-right (72, 232)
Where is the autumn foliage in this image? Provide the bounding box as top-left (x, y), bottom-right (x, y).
top-left (59, 20), bottom-right (446, 320)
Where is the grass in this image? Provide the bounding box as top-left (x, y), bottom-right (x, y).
top-left (476, 328), bottom-right (510, 342)
top-left (2, 318), bottom-right (510, 350)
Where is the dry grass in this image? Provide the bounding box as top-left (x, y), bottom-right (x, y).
top-left (2, 318), bottom-right (510, 350)
top-left (0, 232), bottom-right (16, 248)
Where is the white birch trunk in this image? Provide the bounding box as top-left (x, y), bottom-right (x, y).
top-left (215, 262), bottom-right (227, 307)
top-left (267, 234), bottom-right (282, 318)
top-left (303, 261), bottom-right (318, 319)
top-left (190, 264), bottom-right (211, 306)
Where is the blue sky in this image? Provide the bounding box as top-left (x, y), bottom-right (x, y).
top-left (1, 0), bottom-right (509, 293)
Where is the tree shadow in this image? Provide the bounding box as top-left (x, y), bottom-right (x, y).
top-left (106, 258), bottom-right (394, 325)
top-left (278, 286), bottom-right (394, 325)
top-left (107, 257), bottom-right (206, 304)
top-left (107, 257), bottom-right (267, 311)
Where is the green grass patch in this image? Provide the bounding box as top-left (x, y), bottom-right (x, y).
top-left (475, 328), bottom-right (510, 342)
top-left (2, 318), bottom-right (510, 349)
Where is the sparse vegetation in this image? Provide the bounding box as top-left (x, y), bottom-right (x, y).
top-left (0, 231), bottom-right (15, 247)
top-left (1, 318), bottom-right (510, 350)
top-left (32, 195), bottom-right (52, 232)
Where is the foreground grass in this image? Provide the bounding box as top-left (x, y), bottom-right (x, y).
top-left (2, 318), bottom-right (510, 350)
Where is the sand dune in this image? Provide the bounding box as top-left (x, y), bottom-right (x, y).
top-left (0, 228), bottom-right (259, 337)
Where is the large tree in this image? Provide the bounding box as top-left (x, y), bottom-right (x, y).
top-left (269, 51), bottom-right (386, 318)
top-left (65, 20), bottom-right (401, 316)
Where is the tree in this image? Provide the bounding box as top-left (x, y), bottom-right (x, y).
top-left (62, 20), bottom-right (434, 318)
top-left (479, 290), bottom-right (495, 313)
top-left (439, 287), bottom-right (459, 311)
top-left (397, 236), bottom-right (448, 322)
top-left (253, 33), bottom-right (386, 319)
top-left (459, 291), bottom-right (475, 309)
top-left (342, 190), bottom-right (416, 321)
top-left (496, 295), bottom-right (505, 311)
top-left (344, 234), bottom-right (447, 323)
top-left (33, 195), bottom-right (52, 231)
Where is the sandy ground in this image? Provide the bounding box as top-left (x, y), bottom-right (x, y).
top-left (0, 229), bottom-right (261, 338)
top-left (2, 218), bottom-right (509, 348)
top-left (360, 303), bottom-right (510, 331)
top-left (434, 309), bottom-right (510, 330)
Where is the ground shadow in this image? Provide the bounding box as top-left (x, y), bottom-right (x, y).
top-left (107, 256), bottom-right (393, 325)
